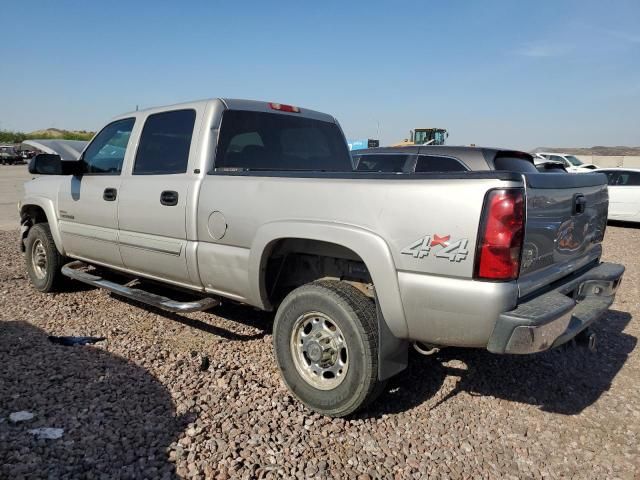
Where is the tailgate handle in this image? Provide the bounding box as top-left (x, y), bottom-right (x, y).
top-left (573, 194), bottom-right (586, 215)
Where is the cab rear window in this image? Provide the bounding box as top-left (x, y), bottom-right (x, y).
top-left (214, 110), bottom-right (352, 172)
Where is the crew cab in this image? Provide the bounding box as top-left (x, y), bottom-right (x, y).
top-left (20, 98), bottom-right (624, 416)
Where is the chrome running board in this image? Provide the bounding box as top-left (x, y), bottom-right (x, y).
top-left (61, 261), bottom-right (218, 313)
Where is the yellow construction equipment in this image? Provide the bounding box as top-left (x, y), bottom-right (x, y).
top-left (392, 128), bottom-right (448, 147)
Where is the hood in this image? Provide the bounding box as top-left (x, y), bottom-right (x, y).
top-left (21, 139), bottom-right (88, 161)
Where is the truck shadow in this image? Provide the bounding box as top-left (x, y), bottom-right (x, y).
top-left (88, 266), bottom-right (272, 341)
top-left (366, 309), bottom-right (635, 417)
top-left (0, 321), bottom-right (187, 479)
top-left (114, 295), bottom-right (272, 342)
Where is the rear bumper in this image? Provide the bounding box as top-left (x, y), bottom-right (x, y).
top-left (487, 262), bottom-right (624, 354)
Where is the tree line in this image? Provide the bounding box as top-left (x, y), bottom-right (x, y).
top-left (0, 130), bottom-right (95, 144)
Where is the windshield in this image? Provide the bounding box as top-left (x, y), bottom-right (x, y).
top-left (413, 131), bottom-right (431, 144)
top-left (413, 130), bottom-right (446, 145)
top-left (565, 155), bottom-right (583, 166)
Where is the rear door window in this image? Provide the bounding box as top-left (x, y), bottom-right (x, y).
top-left (355, 154), bottom-right (410, 172)
top-left (414, 155), bottom-right (467, 173)
top-left (134, 109), bottom-right (196, 175)
top-left (214, 110), bottom-right (351, 172)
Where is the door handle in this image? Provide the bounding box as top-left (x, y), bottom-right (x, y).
top-left (103, 188), bottom-right (117, 201)
top-left (160, 190), bottom-right (179, 206)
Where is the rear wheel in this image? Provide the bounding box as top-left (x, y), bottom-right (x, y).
top-left (273, 280), bottom-right (384, 417)
top-left (25, 223), bottom-right (66, 292)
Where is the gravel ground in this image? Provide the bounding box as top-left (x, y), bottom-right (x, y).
top-left (1, 225), bottom-right (638, 479)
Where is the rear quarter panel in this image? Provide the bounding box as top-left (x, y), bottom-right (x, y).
top-left (195, 173), bottom-right (521, 339)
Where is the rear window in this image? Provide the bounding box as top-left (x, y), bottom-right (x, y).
top-left (415, 155), bottom-right (467, 173)
top-left (214, 110), bottom-right (351, 172)
top-left (355, 154), bottom-right (409, 172)
top-left (493, 156), bottom-right (538, 173)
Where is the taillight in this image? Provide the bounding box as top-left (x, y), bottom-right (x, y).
top-left (474, 189), bottom-right (525, 281)
top-left (268, 102), bottom-right (300, 113)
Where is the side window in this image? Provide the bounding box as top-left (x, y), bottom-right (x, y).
top-left (415, 155), bottom-right (467, 173)
top-left (628, 172), bottom-right (640, 186)
top-left (615, 171), bottom-right (640, 186)
top-left (356, 154), bottom-right (409, 172)
top-left (134, 109), bottom-right (196, 175)
top-left (600, 171), bottom-right (618, 186)
top-left (81, 118), bottom-right (135, 174)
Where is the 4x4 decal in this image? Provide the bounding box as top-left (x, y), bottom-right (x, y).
top-left (401, 234), bottom-right (469, 262)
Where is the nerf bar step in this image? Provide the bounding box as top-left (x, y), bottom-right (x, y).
top-left (61, 261), bottom-right (218, 313)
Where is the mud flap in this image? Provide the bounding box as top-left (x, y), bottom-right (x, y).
top-left (376, 301), bottom-right (408, 381)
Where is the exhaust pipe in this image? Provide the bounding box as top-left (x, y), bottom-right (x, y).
top-left (413, 341), bottom-right (439, 356)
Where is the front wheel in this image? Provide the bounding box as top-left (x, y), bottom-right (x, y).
top-left (273, 280), bottom-right (384, 417)
top-left (25, 223), bottom-right (67, 292)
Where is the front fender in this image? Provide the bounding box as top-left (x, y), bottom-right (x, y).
top-left (248, 220), bottom-right (408, 339)
top-left (20, 195), bottom-right (65, 256)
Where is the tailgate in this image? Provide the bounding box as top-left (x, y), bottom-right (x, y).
top-left (518, 172), bottom-right (609, 297)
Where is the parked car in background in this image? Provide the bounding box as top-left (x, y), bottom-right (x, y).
top-left (0, 145), bottom-right (22, 165)
top-left (353, 146), bottom-right (552, 173)
top-left (533, 152), bottom-right (598, 173)
top-left (19, 150), bottom-right (37, 161)
top-left (595, 168), bottom-right (640, 223)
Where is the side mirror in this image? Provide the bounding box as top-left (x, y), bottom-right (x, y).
top-left (29, 154), bottom-right (63, 175)
top-left (29, 154), bottom-right (84, 175)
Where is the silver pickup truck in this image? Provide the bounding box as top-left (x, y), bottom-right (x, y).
top-left (20, 98), bottom-right (624, 417)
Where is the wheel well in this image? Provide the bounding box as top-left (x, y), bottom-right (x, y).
top-left (262, 238), bottom-right (373, 307)
top-left (19, 205), bottom-right (48, 252)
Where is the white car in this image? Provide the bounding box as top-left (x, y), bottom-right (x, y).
top-left (533, 152), bottom-right (598, 173)
top-left (595, 168), bottom-right (640, 223)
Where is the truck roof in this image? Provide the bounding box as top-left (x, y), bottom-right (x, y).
top-left (117, 98), bottom-right (337, 124)
top-left (351, 145), bottom-right (534, 172)
top-left (353, 145), bottom-right (531, 158)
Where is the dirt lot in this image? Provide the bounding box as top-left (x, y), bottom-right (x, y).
top-left (0, 167), bottom-right (638, 479)
top-left (0, 164), bottom-right (28, 231)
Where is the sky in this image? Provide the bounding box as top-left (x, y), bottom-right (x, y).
top-left (1, 0), bottom-right (639, 150)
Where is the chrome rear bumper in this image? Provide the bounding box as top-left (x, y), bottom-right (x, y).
top-left (488, 262), bottom-right (624, 354)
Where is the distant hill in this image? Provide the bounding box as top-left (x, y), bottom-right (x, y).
top-left (0, 128), bottom-right (95, 144)
top-left (26, 128), bottom-right (94, 140)
top-left (533, 146), bottom-right (640, 156)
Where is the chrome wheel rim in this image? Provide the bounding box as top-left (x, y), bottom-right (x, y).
top-left (290, 311), bottom-right (349, 390)
top-left (31, 239), bottom-right (47, 280)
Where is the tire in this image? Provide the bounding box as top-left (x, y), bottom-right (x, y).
top-left (273, 280), bottom-right (385, 417)
top-left (25, 223), bottom-right (66, 292)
